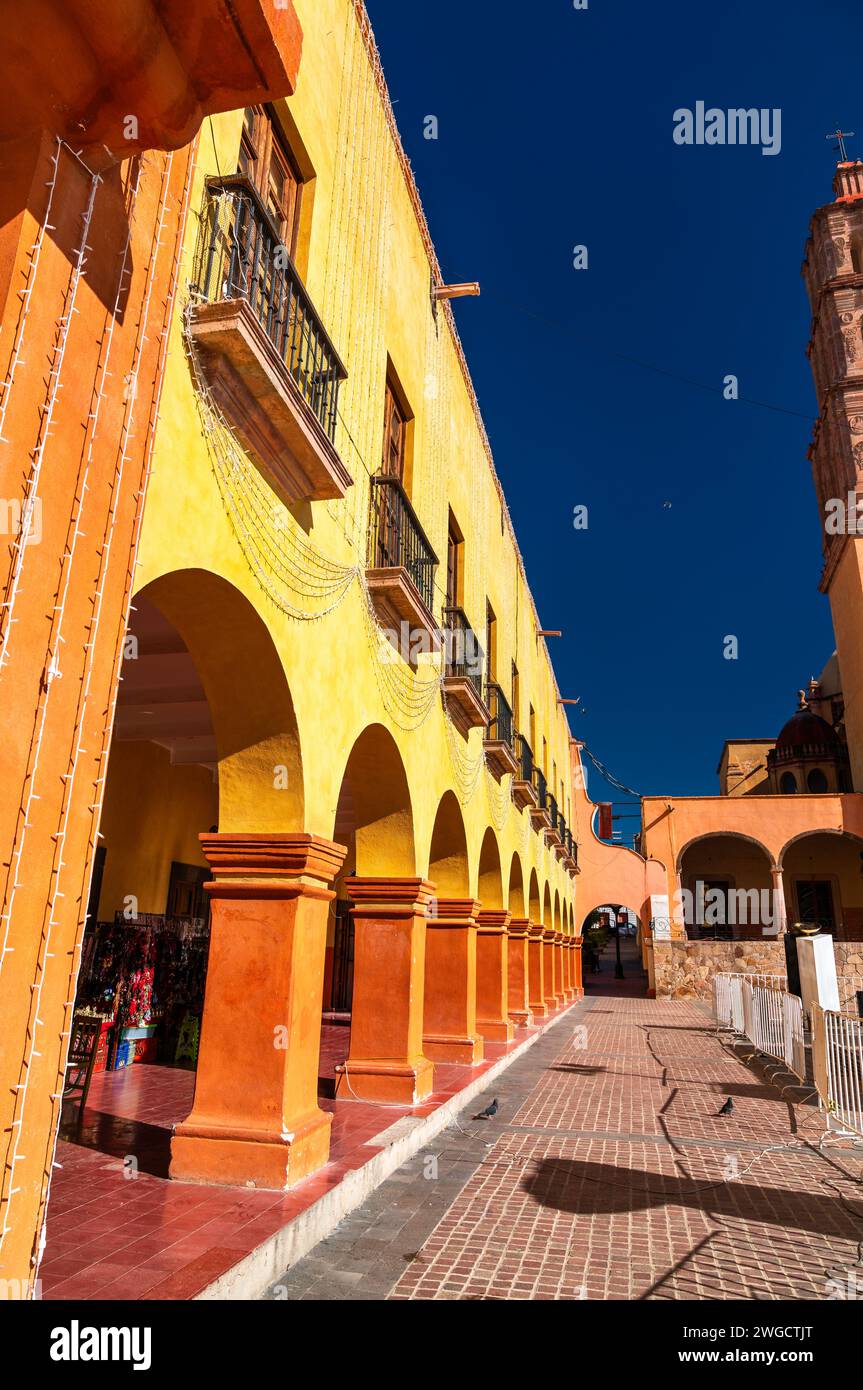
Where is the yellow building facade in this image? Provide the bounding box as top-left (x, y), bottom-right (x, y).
top-left (88, 0), bottom-right (579, 1190)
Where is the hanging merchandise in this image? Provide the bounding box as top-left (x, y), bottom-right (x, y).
top-left (73, 914), bottom-right (211, 1071)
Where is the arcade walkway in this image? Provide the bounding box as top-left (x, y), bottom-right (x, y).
top-left (267, 996), bottom-right (863, 1301)
top-left (39, 1008), bottom-right (576, 1299)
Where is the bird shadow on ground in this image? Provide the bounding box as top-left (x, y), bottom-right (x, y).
top-left (547, 1064), bottom-right (606, 1075)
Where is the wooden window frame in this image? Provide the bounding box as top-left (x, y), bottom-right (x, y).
top-left (238, 104), bottom-right (303, 258)
top-left (446, 509), bottom-right (464, 609)
top-left (382, 378), bottom-right (408, 482)
top-left (485, 601), bottom-right (497, 683)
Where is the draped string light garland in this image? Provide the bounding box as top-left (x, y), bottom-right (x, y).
top-left (0, 150), bottom-right (166, 1257)
top-left (0, 138), bottom-right (61, 446)
top-left (0, 147), bottom-right (99, 679)
top-left (33, 149), bottom-right (194, 1278)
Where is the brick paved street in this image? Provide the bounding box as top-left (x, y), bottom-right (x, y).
top-left (266, 995), bottom-right (863, 1301)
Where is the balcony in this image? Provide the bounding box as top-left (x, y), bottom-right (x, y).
top-left (544, 794), bottom-right (562, 850)
top-left (529, 767), bottom-right (551, 831)
top-left (565, 830), bottom-right (579, 874)
top-left (554, 813), bottom-right (568, 862)
top-left (483, 682), bottom-right (518, 780)
top-left (366, 474), bottom-right (440, 651)
top-left (441, 607), bottom-right (489, 735)
top-left (188, 176), bottom-right (351, 505)
top-left (511, 734), bottom-right (539, 812)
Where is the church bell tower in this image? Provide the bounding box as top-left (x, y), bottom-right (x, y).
top-left (802, 146), bottom-right (863, 789)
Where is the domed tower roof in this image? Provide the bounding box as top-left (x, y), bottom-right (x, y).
top-left (775, 694), bottom-right (840, 754)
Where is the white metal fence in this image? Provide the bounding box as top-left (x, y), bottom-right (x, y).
top-left (811, 1003), bottom-right (863, 1139)
top-left (713, 972), bottom-right (806, 1080)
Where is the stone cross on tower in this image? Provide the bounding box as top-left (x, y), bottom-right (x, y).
top-left (826, 127), bottom-right (855, 162)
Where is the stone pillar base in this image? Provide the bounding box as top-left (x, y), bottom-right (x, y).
top-left (335, 1057), bottom-right (434, 1105)
top-left (423, 1033), bottom-right (484, 1064)
top-left (478, 1020), bottom-right (515, 1043)
top-left (172, 1108), bottom-right (331, 1190)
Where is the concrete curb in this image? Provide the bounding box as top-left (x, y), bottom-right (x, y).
top-left (195, 1002), bottom-right (582, 1300)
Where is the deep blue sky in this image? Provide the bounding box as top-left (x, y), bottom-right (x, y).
top-left (367, 0), bottom-right (859, 819)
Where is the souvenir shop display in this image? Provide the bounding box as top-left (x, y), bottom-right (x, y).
top-left (73, 914), bottom-right (210, 1071)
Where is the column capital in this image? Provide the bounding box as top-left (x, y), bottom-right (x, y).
top-left (507, 916), bottom-right (531, 938)
top-left (541, 925), bottom-right (556, 943)
top-left (528, 920), bottom-right (544, 941)
top-left (200, 832), bottom-right (346, 899)
top-left (344, 876), bottom-right (436, 915)
top-left (476, 909), bottom-right (511, 934)
top-left (428, 896), bottom-right (480, 925)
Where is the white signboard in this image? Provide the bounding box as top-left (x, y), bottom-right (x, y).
top-left (650, 895), bottom-right (671, 939)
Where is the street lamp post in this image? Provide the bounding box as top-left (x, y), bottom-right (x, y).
top-left (614, 908), bottom-right (627, 980)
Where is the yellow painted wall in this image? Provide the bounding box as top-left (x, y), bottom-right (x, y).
top-left (97, 742), bottom-right (217, 919)
top-left (129, 0), bottom-right (577, 925)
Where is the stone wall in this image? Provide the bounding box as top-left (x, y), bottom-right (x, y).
top-left (652, 940), bottom-right (787, 1001)
top-left (834, 941), bottom-right (863, 1013)
top-left (652, 937), bottom-right (863, 1011)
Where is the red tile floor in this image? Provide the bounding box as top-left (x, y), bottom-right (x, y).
top-left (40, 1013), bottom-right (571, 1300)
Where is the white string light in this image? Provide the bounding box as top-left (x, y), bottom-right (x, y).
top-left (0, 150), bottom-right (177, 1264)
top-left (32, 150), bottom-right (193, 1277)
top-left (0, 139), bottom-right (62, 450)
top-left (0, 150), bottom-right (99, 678)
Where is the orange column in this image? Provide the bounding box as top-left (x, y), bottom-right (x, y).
top-left (555, 933), bottom-right (568, 1004)
top-left (170, 833), bottom-right (345, 1190)
top-left (542, 927), bottom-right (559, 1010)
top-left (476, 909), bottom-right (514, 1043)
top-left (506, 917), bottom-right (532, 1026)
top-left (423, 898), bottom-right (484, 1064)
top-left (560, 935), bottom-right (573, 1002)
top-left (572, 938), bottom-right (584, 998)
top-left (336, 878), bottom-right (435, 1104)
top-left (527, 920), bottom-right (547, 1018)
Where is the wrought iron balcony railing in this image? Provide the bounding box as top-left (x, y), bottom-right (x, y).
top-left (558, 813), bottom-right (567, 848)
top-left (517, 734), bottom-right (534, 784)
top-left (548, 795), bottom-right (559, 834)
top-left (194, 175), bottom-right (346, 442)
top-left (370, 474), bottom-right (438, 616)
top-left (442, 607), bottom-right (484, 701)
top-left (532, 766), bottom-right (548, 810)
top-left (485, 682), bottom-right (515, 749)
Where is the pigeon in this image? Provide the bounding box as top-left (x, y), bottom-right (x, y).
top-left (717, 1097), bottom-right (734, 1116)
top-left (474, 1098), bottom-right (499, 1120)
